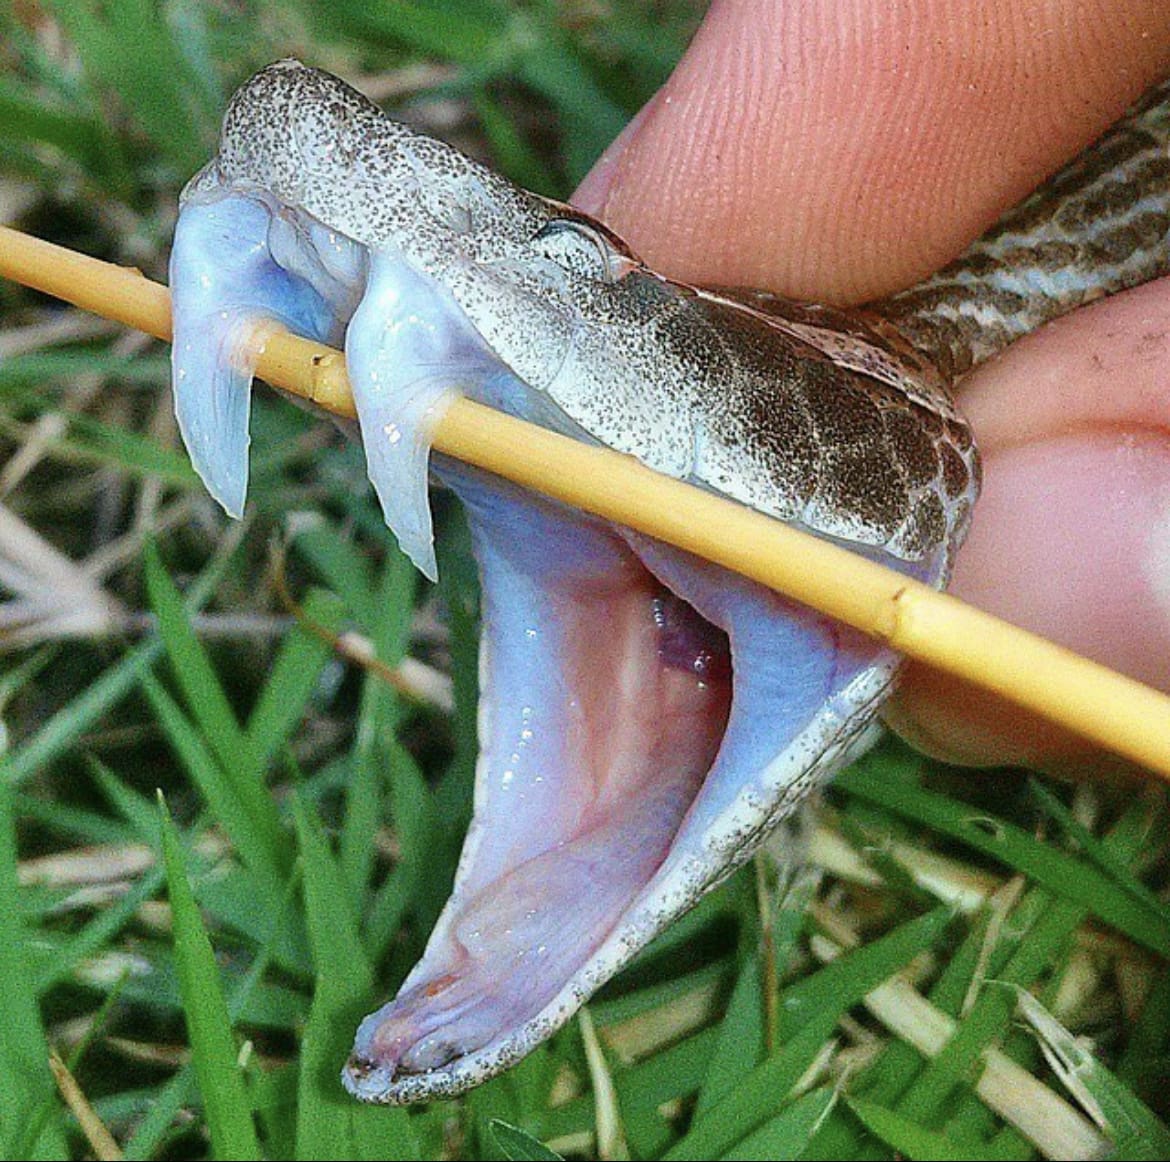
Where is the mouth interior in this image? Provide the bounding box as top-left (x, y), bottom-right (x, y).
top-left (352, 474), bottom-right (739, 1075)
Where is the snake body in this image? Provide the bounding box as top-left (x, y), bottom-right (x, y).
top-left (880, 79), bottom-right (1170, 378)
top-left (169, 64), bottom-right (1170, 1103)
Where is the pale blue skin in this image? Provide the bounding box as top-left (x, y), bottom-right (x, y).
top-left (169, 62), bottom-right (969, 1104)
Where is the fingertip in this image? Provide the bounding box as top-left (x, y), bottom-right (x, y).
top-left (574, 0), bottom-right (1170, 301)
top-left (889, 428), bottom-right (1170, 775)
top-left (882, 674), bottom-right (1095, 773)
top-left (572, 98), bottom-right (657, 218)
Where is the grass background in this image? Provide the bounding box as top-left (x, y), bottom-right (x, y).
top-left (1, 2), bottom-right (1169, 1158)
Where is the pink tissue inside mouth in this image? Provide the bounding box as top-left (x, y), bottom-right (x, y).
top-left (556, 570), bottom-right (732, 822)
top-left (460, 552), bottom-right (734, 899)
top-left (353, 531), bottom-right (733, 1078)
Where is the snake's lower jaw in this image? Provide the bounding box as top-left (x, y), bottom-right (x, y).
top-left (171, 190), bottom-right (911, 1105)
top-left (342, 480), bottom-right (902, 1103)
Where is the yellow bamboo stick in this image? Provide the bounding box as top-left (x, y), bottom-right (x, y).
top-left (2, 223), bottom-right (1169, 778)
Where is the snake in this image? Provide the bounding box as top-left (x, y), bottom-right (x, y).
top-left (168, 60), bottom-right (1170, 1103)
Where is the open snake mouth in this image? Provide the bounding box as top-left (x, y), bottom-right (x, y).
top-left (170, 184), bottom-right (921, 1102)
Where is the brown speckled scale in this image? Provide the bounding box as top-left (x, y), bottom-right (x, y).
top-left (190, 61), bottom-right (987, 584)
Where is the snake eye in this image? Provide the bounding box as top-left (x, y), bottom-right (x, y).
top-left (530, 218), bottom-right (627, 282)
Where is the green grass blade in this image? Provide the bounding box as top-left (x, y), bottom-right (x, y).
top-left (35, 865), bottom-right (164, 995)
top-left (0, 73), bottom-right (128, 189)
top-left (2, 528), bottom-right (241, 789)
top-left (88, 755), bottom-right (160, 837)
top-left (473, 91), bottom-right (559, 195)
top-left (338, 550), bottom-right (415, 896)
top-left (836, 765), bottom-right (1170, 955)
top-left (845, 1095), bottom-right (1000, 1161)
top-left (491, 1118), bottom-right (565, 1160)
top-left (291, 523), bottom-right (379, 627)
top-left (778, 906), bottom-right (951, 1037)
top-left (721, 1086), bottom-right (836, 1161)
top-left (1015, 990), bottom-right (1170, 1160)
top-left (1028, 778), bottom-right (1166, 912)
top-left (157, 793), bottom-right (262, 1161)
top-left (141, 670), bottom-right (286, 892)
top-left (14, 782), bottom-right (134, 846)
top-left (130, 868), bottom-right (302, 1160)
top-left (0, 784), bottom-right (69, 1159)
top-left (0, 350), bottom-right (167, 398)
top-left (47, 411), bottom-right (200, 484)
top-left (143, 545), bottom-right (294, 882)
top-left (1116, 962), bottom-right (1170, 1091)
top-left (48, 0), bottom-right (216, 174)
top-left (122, 1066), bottom-right (198, 1161)
top-left (601, 1027), bottom-right (722, 1150)
top-left (144, 540), bottom-right (247, 768)
top-left (1, 637), bottom-right (160, 788)
top-left (291, 793), bottom-right (419, 1160)
top-left (894, 893), bottom-right (1086, 1125)
top-left (359, 742), bottom-right (427, 958)
top-left (516, 43), bottom-right (626, 182)
top-left (316, 0), bottom-right (510, 62)
top-left (243, 588), bottom-right (344, 776)
top-left (666, 907), bottom-right (953, 1160)
top-left (693, 953), bottom-right (765, 1119)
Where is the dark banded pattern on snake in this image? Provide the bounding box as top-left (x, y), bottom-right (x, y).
top-left (878, 79), bottom-right (1170, 380)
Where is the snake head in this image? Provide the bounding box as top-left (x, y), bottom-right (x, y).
top-left (170, 61), bottom-right (978, 1103)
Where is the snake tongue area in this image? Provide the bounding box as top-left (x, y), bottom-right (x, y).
top-left (169, 184), bottom-right (908, 1103)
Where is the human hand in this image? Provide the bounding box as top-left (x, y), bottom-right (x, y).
top-left (573, 0), bottom-right (1170, 773)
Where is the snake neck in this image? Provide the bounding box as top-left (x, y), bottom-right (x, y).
top-left (874, 79), bottom-right (1170, 381)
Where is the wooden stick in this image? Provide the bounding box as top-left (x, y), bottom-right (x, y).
top-left (2, 223), bottom-right (1169, 777)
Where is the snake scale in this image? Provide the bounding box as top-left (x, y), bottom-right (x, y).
top-left (882, 78), bottom-right (1170, 378)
